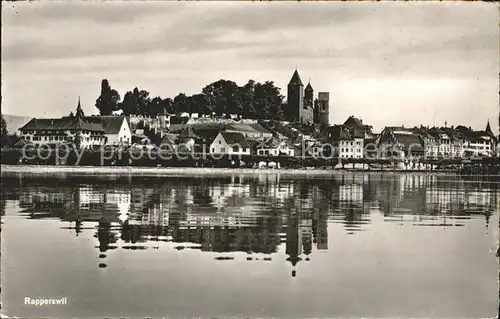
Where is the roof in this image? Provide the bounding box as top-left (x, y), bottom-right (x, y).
top-left (84, 116), bottom-right (125, 134)
top-left (485, 121), bottom-right (492, 134)
top-left (393, 133), bottom-right (423, 151)
top-left (262, 137), bottom-right (280, 149)
top-left (288, 69), bottom-right (303, 86)
top-left (226, 123), bottom-right (270, 135)
top-left (328, 125), bottom-right (353, 141)
top-left (344, 116), bottom-right (364, 128)
top-left (305, 82), bottom-right (313, 91)
top-left (159, 133), bottom-right (179, 146)
top-left (220, 132), bottom-right (250, 148)
top-left (20, 117), bottom-right (104, 132)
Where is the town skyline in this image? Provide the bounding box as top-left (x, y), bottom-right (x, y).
top-left (2, 2), bottom-right (499, 133)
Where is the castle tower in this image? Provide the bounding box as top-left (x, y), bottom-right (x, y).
top-left (287, 69), bottom-right (304, 123)
top-left (316, 92), bottom-right (329, 126)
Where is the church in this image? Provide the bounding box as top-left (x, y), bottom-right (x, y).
top-left (283, 69), bottom-right (330, 126)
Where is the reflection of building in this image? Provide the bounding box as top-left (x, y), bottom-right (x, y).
top-left (10, 172), bottom-right (497, 273)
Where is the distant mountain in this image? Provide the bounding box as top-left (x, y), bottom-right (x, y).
top-left (2, 114), bottom-right (33, 133)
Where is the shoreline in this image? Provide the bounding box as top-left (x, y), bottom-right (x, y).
top-left (0, 164), bottom-right (463, 177)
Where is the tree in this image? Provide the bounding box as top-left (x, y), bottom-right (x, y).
top-left (119, 88), bottom-right (151, 116)
top-left (148, 97), bottom-right (163, 117)
top-left (172, 93), bottom-right (189, 116)
top-left (190, 93), bottom-right (213, 116)
top-left (159, 98), bottom-right (174, 114)
top-left (202, 80), bottom-right (240, 117)
top-left (120, 91), bottom-right (135, 116)
top-left (95, 79), bottom-right (121, 115)
top-left (239, 80), bottom-right (256, 119)
top-left (0, 114), bottom-right (8, 148)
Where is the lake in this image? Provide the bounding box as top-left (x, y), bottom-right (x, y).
top-left (1, 171), bottom-right (498, 318)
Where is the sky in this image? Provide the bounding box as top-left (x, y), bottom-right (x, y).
top-left (2, 1), bottom-right (499, 133)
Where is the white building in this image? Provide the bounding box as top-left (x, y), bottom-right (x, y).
top-left (19, 117), bottom-right (106, 148)
top-left (210, 132), bottom-right (251, 155)
top-left (85, 116), bottom-right (132, 145)
top-left (255, 137), bottom-right (295, 156)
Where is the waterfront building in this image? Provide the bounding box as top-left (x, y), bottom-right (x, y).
top-left (19, 99), bottom-right (132, 147)
top-left (84, 116), bottom-right (132, 145)
top-left (377, 127), bottom-right (424, 160)
top-left (327, 125), bottom-right (364, 159)
top-left (343, 116), bottom-right (374, 139)
top-left (210, 132), bottom-right (251, 155)
top-left (254, 137), bottom-right (295, 156)
top-left (19, 116), bottom-right (106, 148)
top-left (456, 123), bottom-right (497, 157)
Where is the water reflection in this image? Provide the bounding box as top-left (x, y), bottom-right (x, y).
top-left (3, 173), bottom-right (497, 276)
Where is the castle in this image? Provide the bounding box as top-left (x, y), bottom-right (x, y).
top-left (284, 69), bottom-right (329, 126)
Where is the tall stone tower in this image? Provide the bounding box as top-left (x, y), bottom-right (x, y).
top-left (304, 82), bottom-right (314, 109)
top-left (287, 69), bottom-right (304, 122)
top-left (316, 92), bottom-right (329, 126)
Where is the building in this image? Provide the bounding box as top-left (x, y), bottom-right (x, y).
top-left (326, 125), bottom-right (364, 158)
top-left (19, 99), bottom-right (132, 147)
top-left (210, 132), bottom-right (251, 155)
top-left (456, 122), bottom-right (497, 157)
top-left (314, 92), bottom-right (330, 127)
top-left (284, 69), bottom-right (329, 126)
top-left (343, 116), bottom-right (374, 139)
top-left (84, 116), bottom-right (131, 145)
top-left (378, 127), bottom-right (424, 159)
top-left (254, 137), bottom-right (295, 156)
top-left (19, 117), bottom-right (106, 148)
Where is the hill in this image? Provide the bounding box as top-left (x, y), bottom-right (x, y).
top-left (2, 114), bottom-right (33, 133)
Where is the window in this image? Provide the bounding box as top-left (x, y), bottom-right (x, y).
top-left (242, 147), bottom-right (247, 152)
top-left (212, 148), bottom-right (215, 153)
top-left (232, 145), bottom-right (239, 152)
top-left (219, 140), bottom-right (221, 144)
top-left (221, 147), bottom-right (225, 153)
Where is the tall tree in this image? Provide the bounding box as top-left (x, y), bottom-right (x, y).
top-left (172, 93), bottom-right (189, 116)
top-left (95, 79), bottom-right (121, 115)
top-left (120, 91), bottom-right (135, 116)
top-left (239, 80), bottom-right (256, 119)
top-left (190, 93), bottom-right (213, 116)
top-left (0, 114), bottom-right (8, 148)
top-left (202, 80), bottom-right (239, 117)
top-left (148, 97), bottom-right (163, 117)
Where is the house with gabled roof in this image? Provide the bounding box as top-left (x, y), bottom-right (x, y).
top-left (254, 137), bottom-right (295, 157)
top-left (84, 115), bottom-right (131, 145)
top-left (19, 98), bottom-right (132, 148)
top-left (19, 116), bottom-right (106, 148)
top-left (378, 126), bottom-right (424, 159)
top-left (210, 132), bottom-right (251, 155)
top-left (326, 125), bottom-right (364, 158)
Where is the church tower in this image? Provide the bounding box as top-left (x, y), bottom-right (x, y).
top-left (287, 69), bottom-right (304, 122)
top-left (75, 96), bottom-right (85, 118)
top-left (304, 82), bottom-right (314, 109)
top-left (316, 92), bottom-right (329, 127)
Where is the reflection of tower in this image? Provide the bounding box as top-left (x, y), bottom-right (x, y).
top-left (286, 213), bottom-right (302, 277)
top-left (301, 218), bottom-right (313, 261)
top-left (96, 218), bottom-right (112, 268)
top-left (75, 216), bottom-right (82, 236)
top-left (315, 208), bottom-right (328, 250)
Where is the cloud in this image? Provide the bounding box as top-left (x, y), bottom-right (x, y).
top-left (2, 1), bottom-right (182, 26)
